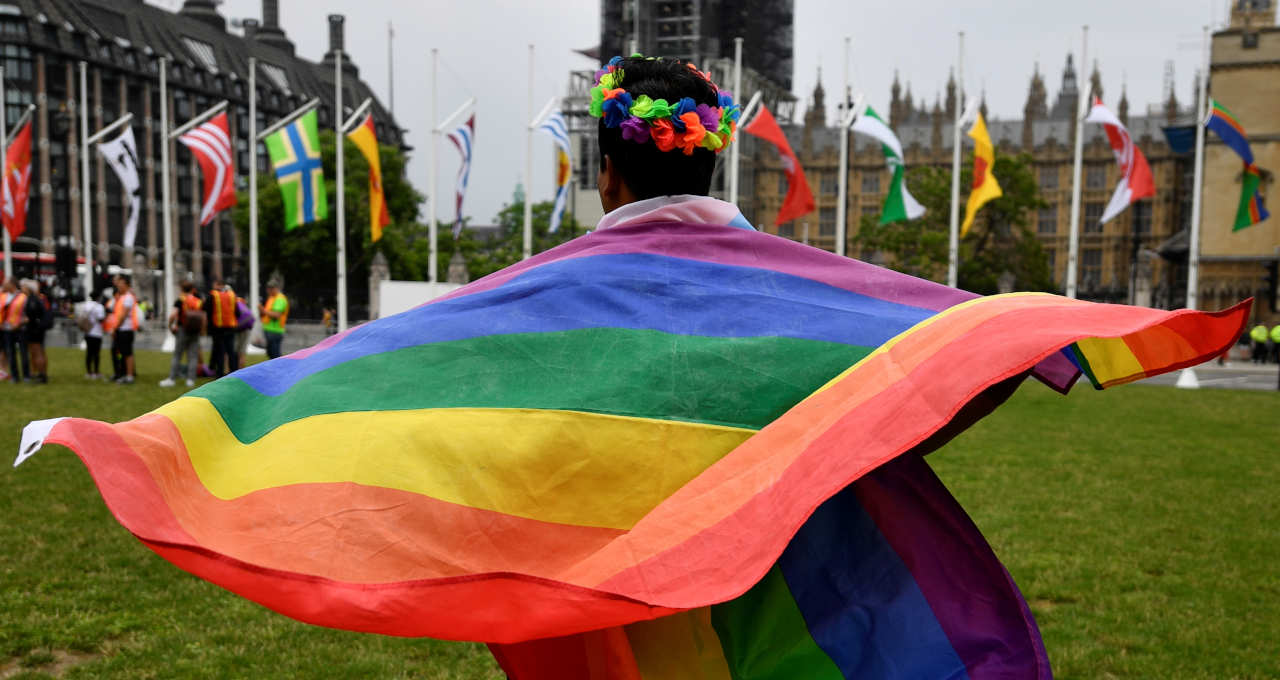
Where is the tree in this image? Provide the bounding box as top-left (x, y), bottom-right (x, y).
top-left (233, 130), bottom-right (425, 317)
top-left (440, 199), bottom-right (583, 282)
top-left (854, 152), bottom-right (1055, 295)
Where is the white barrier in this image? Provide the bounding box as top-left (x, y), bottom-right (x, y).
top-left (377, 280), bottom-right (463, 319)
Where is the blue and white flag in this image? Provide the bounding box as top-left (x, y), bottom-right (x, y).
top-left (537, 110), bottom-right (572, 233)
top-left (446, 115), bottom-right (474, 239)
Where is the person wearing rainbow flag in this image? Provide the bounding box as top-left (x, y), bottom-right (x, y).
top-left (15, 55), bottom-right (1249, 680)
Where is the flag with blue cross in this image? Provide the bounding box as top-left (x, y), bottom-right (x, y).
top-left (265, 109), bottom-right (328, 230)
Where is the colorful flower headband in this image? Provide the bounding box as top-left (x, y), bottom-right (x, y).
top-left (589, 55), bottom-right (740, 155)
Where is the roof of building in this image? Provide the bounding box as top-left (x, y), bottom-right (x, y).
top-left (4, 0), bottom-right (402, 145)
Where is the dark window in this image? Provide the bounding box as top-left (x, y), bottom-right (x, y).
top-left (819, 207), bottom-right (835, 235)
top-left (1044, 248), bottom-right (1055, 269)
top-left (1081, 248), bottom-right (1102, 289)
top-left (1084, 202), bottom-right (1104, 232)
top-left (861, 204), bottom-right (879, 217)
top-left (1040, 167), bottom-right (1058, 190)
top-left (820, 172), bottom-right (836, 195)
top-left (1086, 164), bottom-right (1106, 188)
top-left (1133, 200), bottom-right (1151, 234)
top-left (2, 43), bottom-right (34, 81)
top-left (861, 172), bottom-right (880, 193)
top-left (0, 17), bottom-right (27, 39)
top-left (1037, 207), bottom-right (1057, 234)
top-left (778, 222), bottom-right (794, 238)
top-left (777, 174), bottom-right (786, 195)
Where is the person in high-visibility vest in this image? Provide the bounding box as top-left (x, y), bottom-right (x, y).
top-left (1250, 324), bottom-right (1269, 364)
top-left (260, 278), bottom-right (289, 359)
top-left (103, 273), bottom-right (141, 384)
top-left (161, 280), bottom-right (205, 387)
top-left (0, 277), bottom-right (30, 382)
top-left (203, 277), bottom-right (240, 377)
top-left (1270, 324), bottom-right (1280, 365)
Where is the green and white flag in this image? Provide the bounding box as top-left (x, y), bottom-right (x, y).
top-left (265, 109), bottom-right (328, 230)
top-left (852, 106), bottom-right (925, 224)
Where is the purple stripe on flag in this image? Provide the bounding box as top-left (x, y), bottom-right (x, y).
top-left (853, 454), bottom-right (1053, 680)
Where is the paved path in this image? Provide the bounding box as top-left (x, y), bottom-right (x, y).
top-left (1141, 363), bottom-right (1280, 392)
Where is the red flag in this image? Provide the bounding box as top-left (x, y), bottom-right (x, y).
top-left (2, 118), bottom-right (33, 240)
top-left (177, 112), bottom-right (236, 226)
top-left (1084, 97), bottom-right (1154, 224)
top-left (743, 105), bottom-right (814, 227)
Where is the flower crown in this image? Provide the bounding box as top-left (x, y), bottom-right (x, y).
top-left (588, 55), bottom-right (740, 155)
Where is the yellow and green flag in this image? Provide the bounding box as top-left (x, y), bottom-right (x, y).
top-left (265, 109), bottom-right (328, 230)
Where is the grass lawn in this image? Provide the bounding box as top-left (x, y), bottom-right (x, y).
top-left (2, 347), bottom-right (1277, 678)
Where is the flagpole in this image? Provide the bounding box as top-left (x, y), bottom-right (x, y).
top-left (1065, 26), bottom-right (1088, 299)
top-left (835, 36), bottom-right (850, 258)
top-left (79, 61), bottom-right (93, 298)
top-left (248, 57), bottom-right (259, 315)
top-left (387, 22), bottom-right (395, 117)
top-left (160, 56), bottom-right (173, 316)
top-left (1, 65), bottom-right (10, 283)
top-left (428, 48), bottom-right (438, 283)
top-left (523, 44), bottom-right (534, 261)
top-left (947, 32), bottom-right (964, 288)
top-left (1187, 25), bottom-right (1209, 312)
top-left (728, 36), bottom-right (743, 206)
top-left (335, 48), bottom-right (348, 332)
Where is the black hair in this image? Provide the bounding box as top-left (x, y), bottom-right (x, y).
top-left (597, 57), bottom-right (720, 199)
top-left (115, 273), bottom-right (131, 285)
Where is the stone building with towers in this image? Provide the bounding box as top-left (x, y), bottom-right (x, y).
top-left (0, 0), bottom-right (401, 304)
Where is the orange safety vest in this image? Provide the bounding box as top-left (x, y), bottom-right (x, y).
top-left (2, 292), bottom-right (26, 327)
top-left (209, 289), bottom-right (238, 329)
top-left (104, 292), bottom-right (140, 334)
top-left (261, 292), bottom-right (289, 329)
top-left (183, 293), bottom-right (203, 311)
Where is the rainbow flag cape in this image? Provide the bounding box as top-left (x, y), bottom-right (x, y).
top-left (19, 223), bottom-right (1247, 679)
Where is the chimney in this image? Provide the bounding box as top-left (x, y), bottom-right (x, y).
top-left (179, 0), bottom-right (226, 31)
top-left (241, 18), bottom-right (258, 40)
top-left (254, 0), bottom-right (294, 54)
top-left (323, 14), bottom-right (358, 75)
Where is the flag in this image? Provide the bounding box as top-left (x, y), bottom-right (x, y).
top-left (1206, 99), bottom-right (1270, 230)
top-left (98, 126), bottom-right (142, 247)
top-left (445, 115), bottom-right (474, 239)
top-left (2, 117), bottom-right (32, 240)
top-left (19, 220), bottom-right (1249, 678)
top-left (177, 112), bottom-right (236, 226)
top-left (852, 106), bottom-right (926, 224)
top-left (743, 104), bottom-right (814, 226)
top-left (345, 113), bottom-right (391, 241)
top-left (537, 111), bottom-right (572, 233)
top-left (265, 109), bottom-right (328, 230)
top-left (1085, 97), bottom-right (1155, 225)
top-left (961, 112), bottom-right (1002, 237)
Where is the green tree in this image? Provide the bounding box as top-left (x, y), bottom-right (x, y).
top-left (854, 152), bottom-right (1055, 295)
top-left (233, 130), bottom-right (425, 316)
top-left (439, 199), bottom-right (582, 282)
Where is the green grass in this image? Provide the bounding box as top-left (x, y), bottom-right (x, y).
top-left (1, 348), bottom-right (1277, 678)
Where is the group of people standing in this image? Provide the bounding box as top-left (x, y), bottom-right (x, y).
top-left (0, 277), bottom-right (52, 383)
top-left (1248, 323), bottom-right (1280, 364)
top-left (77, 273), bottom-right (144, 384)
top-left (158, 277), bottom-right (288, 388)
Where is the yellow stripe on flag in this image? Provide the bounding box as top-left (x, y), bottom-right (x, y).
top-left (347, 115), bottom-right (389, 241)
top-left (156, 397), bottom-right (754, 530)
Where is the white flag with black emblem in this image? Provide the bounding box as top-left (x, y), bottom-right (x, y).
top-left (97, 126), bottom-right (142, 247)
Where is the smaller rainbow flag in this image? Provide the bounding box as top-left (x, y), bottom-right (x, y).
top-left (1206, 99), bottom-right (1270, 230)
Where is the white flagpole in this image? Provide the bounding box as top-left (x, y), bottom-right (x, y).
top-left (80, 61), bottom-right (92, 299)
top-left (1065, 26), bottom-right (1088, 299)
top-left (728, 37), bottom-right (743, 206)
top-left (248, 57), bottom-right (259, 316)
top-left (428, 48), bottom-right (438, 283)
top-left (160, 56), bottom-right (173, 315)
top-left (335, 49), bottom-right (347, 332)
top-left (947, 32), bottom-right (964, 288)
top-left (1187, 25), bottom-right (1210, 312)
top-left (522, 44), bottom-right (534, 260)
top-left (835, 36), bottom-right (851, 257)
top-left (1, 65), bottom-right (10, 283)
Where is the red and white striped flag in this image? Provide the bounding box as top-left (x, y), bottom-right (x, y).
top-left (178, 112), bottom-right (236, 226)
top-left (1084, 97), bottom-right (1154, 225)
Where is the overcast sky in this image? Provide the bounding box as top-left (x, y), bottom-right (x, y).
top-left (161, 0), bottom-right (1226, 227)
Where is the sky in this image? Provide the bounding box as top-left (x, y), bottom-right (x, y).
top-left (154, 0), bottom-right (1228, 227)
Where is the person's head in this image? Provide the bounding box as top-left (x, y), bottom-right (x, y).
top-left (1, 278), bottom-right (15, 293)
top-left (591, 56), bottom-right (740, 212)
top-left (211, 276), bottom-right (226, 291)
top-left (266, 277), bottom-right (281, 295)
top-left (114, 273), bottom-right (131, 291)
top-left (20, 279), bottom-right (38, 295)
top-left (180, 280), bottom-right (196, 295)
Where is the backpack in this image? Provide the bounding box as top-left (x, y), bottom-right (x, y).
top-left (76, 308), bottom-right (93, 333)
top-left (235, 299), bottom-right (255, 331)
top-left (182, 308), bottom-right (206, 335)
